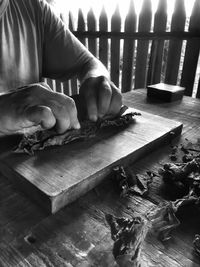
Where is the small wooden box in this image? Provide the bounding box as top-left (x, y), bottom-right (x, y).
top-left (147, 83), bottom-right (185, 102)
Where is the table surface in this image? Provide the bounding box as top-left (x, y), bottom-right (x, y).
top-left (1, 89), bottom-right (200, 267)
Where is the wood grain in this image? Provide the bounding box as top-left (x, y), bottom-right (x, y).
top-left (0, 107), bottom-right (182, 213)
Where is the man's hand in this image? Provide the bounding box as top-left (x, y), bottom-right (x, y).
top-left (0, 82), bottom-right (80, 135)
top-left (79, 76), bottom-right (122, 121)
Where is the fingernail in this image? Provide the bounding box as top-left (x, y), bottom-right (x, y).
top-left (89, 114), bottom-right (97, 122)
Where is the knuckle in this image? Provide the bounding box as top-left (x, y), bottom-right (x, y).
top-left (68, 96), bottom-right (76, 107)
top-left (66, 97), bottom-right (76, 111)
top-left (62, 116), bottom-right (71, 129)
top-left (56, 95), bottom-right (77, 120)
top-left (56, 116), bottom-right (71, 133)
top-left (102, 83), bottom-right (112, 96)
top-left (27, 83), bottom-right (45, 96)
top-left (39, 106), bottom-right (51, 119)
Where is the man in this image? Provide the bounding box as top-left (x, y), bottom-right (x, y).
top-left (0, 0), bottom-right (122, 136)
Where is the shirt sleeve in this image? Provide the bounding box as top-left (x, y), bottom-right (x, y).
top-left (38, 0), bottom-right (94, 81)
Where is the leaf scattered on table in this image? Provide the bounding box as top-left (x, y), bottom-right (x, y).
top-left (105, 213), bottom-right (148, 267)
top-left (113, 166), bottom-right (155, 198)
top-left (159, 139), bottom-right (200, 245)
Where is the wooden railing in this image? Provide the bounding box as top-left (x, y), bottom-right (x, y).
top-left (45, 0), bottom-right (200, 98)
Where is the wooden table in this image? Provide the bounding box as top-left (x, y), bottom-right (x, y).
top-left (0, 89), bottom-right (200, 267)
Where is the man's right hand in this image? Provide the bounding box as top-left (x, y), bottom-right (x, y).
top-left (0, 82), bottom-right (80, 135)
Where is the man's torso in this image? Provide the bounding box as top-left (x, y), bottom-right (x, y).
top-left (0, 0), bottom-right (43, 92)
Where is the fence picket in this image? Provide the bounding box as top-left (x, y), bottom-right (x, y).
top-left (147, 0), bottom-right (167, 85)
top-left (60, 11), bottom-right (74, 95)
top-left (111, 5), bottom-right (121, 87)
top-left (99, 6), bottom-right (108, 68)
top-left (55, 80), bottom-right (62, 93)
top-left (46, 0), bottom-right (200, 98)
top-left (77, 8), bottom-right (86, 46)
top-left (68, 11), bottom-right (75, 32)
top-left (165, 0), bottom-right (186, 85)
top-left (87, 8), bottom-right (97, 56)
top-left (62, 81), bottom-right (71, 96)
top-left (135, 0), bottom-right (152, 89)
top-left (121, 0), bottom-right (136, 92)
top-left (69, 10), bottom-right (79, 95)
top-left (181, 0), bottom-right (200, 96)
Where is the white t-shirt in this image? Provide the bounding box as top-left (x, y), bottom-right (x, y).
top-left (0, 0), bottom-right (93, 92)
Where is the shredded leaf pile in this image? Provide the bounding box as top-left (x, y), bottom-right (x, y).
top-left (14, 106), bottom-right (141, 155)
top-left (159, 140), bottom-right (200, 254)
top-left (111, 138), bottom-right (200, 263)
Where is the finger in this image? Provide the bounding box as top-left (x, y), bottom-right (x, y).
top-left (107, 84), bottom-right (122, 116)
top-left (97, 77), bottom-right (112, 118)
top-left (55, 96), bottom-right (80, 133)
top-left (25, 105), bottom-right (56, 129)
top-left (87, 92), bottom-right (98, 122)
top-left (66, 97), bottom-right (81, 130)
top-left (55, 113), bottom-right (71, 134)
top-left (48, 95), bottom-right (80, 133)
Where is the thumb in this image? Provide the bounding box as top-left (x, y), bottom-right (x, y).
top-left (25, 105), bottom-right (56, 129)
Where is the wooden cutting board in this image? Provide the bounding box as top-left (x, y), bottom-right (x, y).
top-left (0, 107), bottom-right (182, 213)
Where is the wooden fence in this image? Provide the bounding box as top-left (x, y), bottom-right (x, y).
top-left (45, 0), bottom-right (200, 98)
